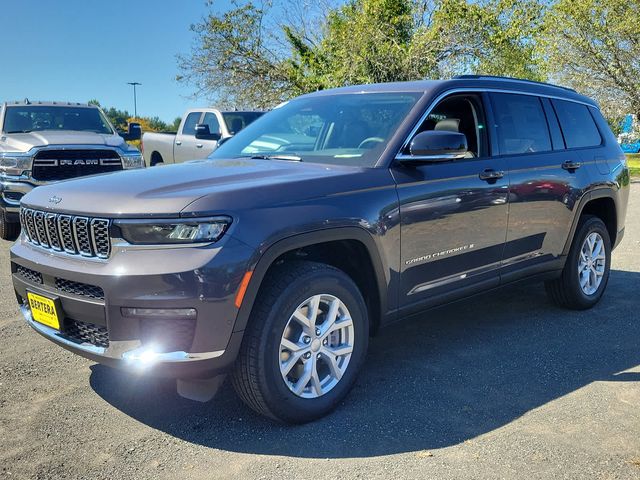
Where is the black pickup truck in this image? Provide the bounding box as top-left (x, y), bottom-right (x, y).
top-left (11, 76), bottom-right (629, 423)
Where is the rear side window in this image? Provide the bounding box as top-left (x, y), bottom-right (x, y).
top-left (181, 112), bottom-right (202, 136)
top-left (490, 93), bottom-right (552, 155)
top-left (551, 100), bottom-right (602, 148)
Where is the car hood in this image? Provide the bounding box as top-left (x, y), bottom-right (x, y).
top-left (0, 131), bottom-right (126, 152)
top-left (21, 158), bottom-right (375, 217)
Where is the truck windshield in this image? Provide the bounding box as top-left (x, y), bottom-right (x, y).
top-left (221, 112), bottom-right (264, 134)
top-left (3, 106), bottom-right (113, 134)
top-left (210, 92), bottom-right (423, 167)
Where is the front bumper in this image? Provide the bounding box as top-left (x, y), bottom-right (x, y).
top-left (11, 233), bottom-right (254, 378)
top-left (0, 179), bottom-right (34, 215)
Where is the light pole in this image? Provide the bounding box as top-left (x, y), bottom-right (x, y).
top-left (127, 82), bottom-right (141, 118)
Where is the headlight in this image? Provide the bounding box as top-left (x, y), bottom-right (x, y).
top-left (116, 217), bottom-right (231, 244)
top-left (0, 152), bottom-right (31, 176)
top-left (121, 153), bottom-right (145, 169)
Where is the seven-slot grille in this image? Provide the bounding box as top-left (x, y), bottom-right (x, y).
top-left (20, 208), bottom-right (111, 259)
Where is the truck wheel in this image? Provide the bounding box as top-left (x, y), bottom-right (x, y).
top-left (0, 209), bottom-right (20, 241)
top-left (545, 215), bottom-right (611, 310)
top-left (232, 261), bottom-right (369, 423)
top-left (150, 152), bottom-right (164, 166)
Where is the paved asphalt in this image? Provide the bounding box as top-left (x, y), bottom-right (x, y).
top-left (1, 183), bottom-right (639, 479)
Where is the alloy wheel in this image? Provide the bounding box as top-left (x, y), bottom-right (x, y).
top-left (279, 294), bottom-right (355, 398)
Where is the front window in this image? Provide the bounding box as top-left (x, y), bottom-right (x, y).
top-left (211, 93), bottom-right (423, 166)
top-left (3, 106), bottom-right (114, 134)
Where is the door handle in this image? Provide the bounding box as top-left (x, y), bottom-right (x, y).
top-left (479, 169), bottom-right (505, 181)
top-left (175, 141), bottom-right (182, 146)
top-left (562, 160), bottom-right (581, 171)
top-left (196, 144), bottom-right (203, 148)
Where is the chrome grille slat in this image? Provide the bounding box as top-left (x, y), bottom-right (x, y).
top-left (24, 209), bottom-right (39, 244)
top-left (90, 219), bottom-right (111, 258)
top-left (20, 208), bottom-right (110, 259)
top-left (34, 211), bottom-right (49, 247)
top-left (73, 217), bottom-right (93, 256)
top-left (45, 213), bottom-right (62, 251)
top-left (58, 215), bottom-right (76, 253)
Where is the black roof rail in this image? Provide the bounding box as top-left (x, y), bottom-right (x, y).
top-left (453, 75), bottom-right (577, 93)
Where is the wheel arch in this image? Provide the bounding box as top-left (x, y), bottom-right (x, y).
top-left (150, 151), bottom-right (164, 166)
top-left (234, 228), bottom-right (389, 335)
top-left (563, 189), bottom-right (618, 255)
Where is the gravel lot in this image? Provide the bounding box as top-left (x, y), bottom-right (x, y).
top-left (1, 184), bottom-right (639, 480)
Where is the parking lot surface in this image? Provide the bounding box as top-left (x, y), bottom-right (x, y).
top-left (1, 184), bottom-right (639, 480)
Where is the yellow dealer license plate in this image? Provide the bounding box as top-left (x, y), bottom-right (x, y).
top-left (27, 292), bottom-right (60, 330)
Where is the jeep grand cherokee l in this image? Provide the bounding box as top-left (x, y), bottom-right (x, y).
top-left (10, 76), bottom-right (629, 423)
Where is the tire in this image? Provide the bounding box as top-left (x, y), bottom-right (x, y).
top-left (0, 209), bottom-right (20, 241)
top-left (545, 215), bottom-right (611, 310)
top-left (231, 261), bottom-right (369, 423)
top-left (150, 152), bottom-right (164, 166)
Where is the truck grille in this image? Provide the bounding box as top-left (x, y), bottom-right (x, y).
top-left (20, 208), bottom-right (111, 259)
top-left (32, 149), bottom-right (122, 182)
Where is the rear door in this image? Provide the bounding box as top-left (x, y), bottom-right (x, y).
top-left (174, 111), bottom-right (204, 163)
top-left (392, 92), bottom-right (509, 309)
top-left (489, 92), bottom-right (595, 280)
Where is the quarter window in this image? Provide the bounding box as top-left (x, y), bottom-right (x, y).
top-left (181, 112), bottom-right (202, 136)
top-left (490, 93), bottom-right (552, 155)
top-left (552, 100), bottom-right (601, 148)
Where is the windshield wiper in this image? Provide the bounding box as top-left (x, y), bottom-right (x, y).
top-left (5, 130), bottom-right (32, 134)
top-left (246, 154), bottom-right (303, 162)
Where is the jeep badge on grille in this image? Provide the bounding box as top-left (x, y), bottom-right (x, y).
top-left (48, 196), bottom-right (62, 204)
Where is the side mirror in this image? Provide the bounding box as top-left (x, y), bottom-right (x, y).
top-left (401, 130), bottom-right (468, 164)
top-left (195, 124), bottom-right (221, 141)
top-left (118, 122), bottom-right (142, 142)
top-left (120, 122), bottom-right (142, 141)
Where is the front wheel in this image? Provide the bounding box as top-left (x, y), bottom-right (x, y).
top-left (545, 215), bottom-right (611, 310)
top-left (231, 261), bottom-right (369, 423)
top-left (0, 209), bottom-right (20, 241)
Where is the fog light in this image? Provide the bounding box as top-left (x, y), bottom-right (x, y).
top-left (121, 307), bottom-right (196, 318)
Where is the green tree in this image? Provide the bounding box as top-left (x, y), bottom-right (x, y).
top-left (543, 0), bottom-right (640, 120)
top-left (177, 0), bottom-right (547, 108)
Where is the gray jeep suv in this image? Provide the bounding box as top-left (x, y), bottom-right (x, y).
top-left (10, 76), bottom-right (630, 423)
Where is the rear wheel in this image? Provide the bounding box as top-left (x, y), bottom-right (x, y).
top-left (0, 209), bottom-right (20, 241)
top-left (231, 261), bottom-right (368, 423)
top-left (545, 215), bottom-right (611, 310)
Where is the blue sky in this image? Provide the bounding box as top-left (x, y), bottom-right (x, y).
top-left (1, 0), bottom-right (230, 122)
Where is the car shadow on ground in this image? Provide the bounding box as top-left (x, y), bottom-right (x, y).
top-left (90, 269), bottom-right (640, 458)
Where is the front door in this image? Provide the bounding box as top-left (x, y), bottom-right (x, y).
top-left (392, 93), bottom-right (509, 309)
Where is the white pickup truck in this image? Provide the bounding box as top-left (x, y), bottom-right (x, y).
top-left (0, 100), bottom-right (143, 239)
top-left (141, 108), bottom-right (263, 166)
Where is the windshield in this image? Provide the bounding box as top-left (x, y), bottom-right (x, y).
top-left (2, 106), bottom-right (113, 134)
top-left (210, 92), bottom-right (423, 166)
top-left (222, 111), bottom-right (264, 134)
